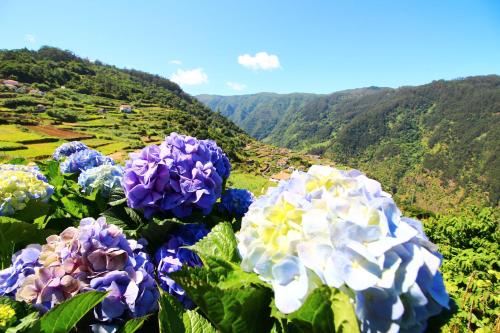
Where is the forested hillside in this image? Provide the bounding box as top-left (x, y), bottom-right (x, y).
top-left (196, 92), bottom-right (321, 139)
top-left (0, 47), bottom-right (248, 160)
top-left (0, 47), bottom-right (326, 189)
top-left (199, 78), bottom-right (500, 212)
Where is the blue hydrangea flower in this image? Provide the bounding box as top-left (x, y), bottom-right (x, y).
top-left (220, 188), bottom-right (254, 217)
top-left (0, 245), bottom-right (41, 297)
top-left (78, 164), bottom-right (124, 198)
top-left (53, 141), bottom-right (89, 161)
top-left (123, 133), bottom-right (228, 218)
top-left (155, 224), bottom-right (209, 308)
top-left (355, 223), bottom-right (450, 333)
top-left (60, 149), bottom-right (114, 174)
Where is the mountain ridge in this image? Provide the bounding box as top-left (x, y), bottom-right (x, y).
top-left (198, 76), bottom-right (500, 211)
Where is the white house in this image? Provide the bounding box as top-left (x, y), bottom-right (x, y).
top-left (119, 104), bottom-right (133, 113)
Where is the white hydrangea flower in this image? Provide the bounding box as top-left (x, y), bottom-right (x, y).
top-left (237, 165), bottom-right (420, 313)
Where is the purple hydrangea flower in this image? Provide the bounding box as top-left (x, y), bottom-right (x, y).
top-left (60, 149), bottom-right (114, 174)
top-left (220, 188), bottom-right (255, 217)
top-left (155, 224), bottom-right (208, 308)
top-left (202, 139), bottom-right (231, 180)
top-left (123, 133), bottom-right (228, 218)
top-left (10, 217), bottom-right (159, 322)
top-left (53, 141), bottom-right (89, 161)
top-left (0, 245), bottom-right (41, 297)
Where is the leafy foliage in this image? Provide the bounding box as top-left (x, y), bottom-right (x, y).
top-left (200, 78), bottom-right (500, 211)
top-left (277, 287), bottom-right (359, 333)
top-left (37, 291), bottom-right (107, 333)
top-left (424, 207), bottom-right (500, 332)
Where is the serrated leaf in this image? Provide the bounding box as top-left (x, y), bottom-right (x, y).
top-left (171, 266), bottom-right (273, 333)
top-left (60, 196), bottom-right (87, 218)
top-left (158, 293), bottom-right (185, 333)
top-left (120, 315), bottom-right (151, 333)
top-left (0, 217), bottom-right (53, 268)
top-left (329, 288), bottom-right (359, 333)
top-left (285, 287), bottom-right (359, 333)
top-left (183, 310), bottom-right (217, 333)
top-left (188, 222), bottom-right (239, 264)
top-left (6, 312), bottom-right (39, 333)
top-left (158, 293), bottom-right (217, 333)
top-left (39, 291), bottom-right (107, 333)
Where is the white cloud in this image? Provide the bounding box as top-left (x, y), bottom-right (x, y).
top-left (25, 34), bottom-right (36, 44)
top-left (170, 68), bottom-right (208, 86)
top-left (169, 59), bottom-right (182, 65)
top-left (226, 81), bottom-right (247, 91)
top-left (238, 51), bottom-right (280, 70)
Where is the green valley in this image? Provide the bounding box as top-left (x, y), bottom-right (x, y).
top-left (198, 78), bottom-right (500, 214)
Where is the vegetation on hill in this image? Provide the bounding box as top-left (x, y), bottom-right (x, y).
top-left (196, 92), bottom-right (322, 140)
top-left (199, 78), bottom-right (500, 213)
top-left (0, 46), bottom-right (248, 162)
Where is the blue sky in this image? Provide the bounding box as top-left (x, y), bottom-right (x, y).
top-left (1, 0), bottom-right (499, 95)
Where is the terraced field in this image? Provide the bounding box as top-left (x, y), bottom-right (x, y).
top-left (0, 87), bottom-right (180, 162)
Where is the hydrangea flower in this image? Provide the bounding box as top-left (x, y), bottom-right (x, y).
top-left (237, 165), bottom-right (448, 332)
top-left (0, 166), bottom-right (54, 216)
top-left (78, 164), bottom-right (124, 198)
top-left (0, 245), bottom-right (41, 297)
top-left (5, 217), bottom-right (158, 322)
top-left (0, 164), bottom-right (47, 182)
top-left (220, 188), bottom-right (254, 217)
top-left (155, 224), bottom-right (208, 308)
top-left (60, 149), bottom-right (114, 174)
top-left (53, 141), bottom-right (89, 161)
top-left (123, 133), bottom-right (229, 218)
top-left (202, 139), bottom-right (231, 179)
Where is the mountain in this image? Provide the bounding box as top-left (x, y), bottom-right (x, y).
top-left (0, 46), bottom-right (250, 161)
top-left (198, 77), bottom-right (500, 211)
top-left (0, 46), bottom-right (324, 185)
top-left (196, 92), bottom-right (322, 140)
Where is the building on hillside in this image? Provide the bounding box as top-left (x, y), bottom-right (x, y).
top-left (35, 104), bottom-right (47, 112)
top-left (29, 89), bottom-right (44, 96)
top-left (270, 170), bottom-right (291, 183)
top-left (120, 104), bottom-right (133, 113)
top-left (2, 79), bottom-right (20, 86)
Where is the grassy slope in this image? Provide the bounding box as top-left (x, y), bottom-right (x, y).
top-left (0, 47), bottom-right (323, 195)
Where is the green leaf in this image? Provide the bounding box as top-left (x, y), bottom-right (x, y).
top-left (60, 194), bottom-right (93, 219)
top-left (183, 310), bottom-right (217, 333)
top-left (158, 293), bottom-right (185, 333)
top-left (120, 315), bottom-right (151, 333)
top-left (6, 312), bottom-right (39, 333)
top-left (0, 296), bottom-right (36, 319)
top-left (158, 293), bottom-right (217, 333)
top-left (285, 287), bottom-right (359, 333)
top-left (38, 291), bottom-right (107, 333)
top-left (329, 288), bottom-right (359, 333)
top-left (188, 222), bottom-right (240, 264)
top-left (172, 266), bottom-right (273, 333)
top-left (0, 217), bottom-right (52, 268)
